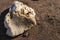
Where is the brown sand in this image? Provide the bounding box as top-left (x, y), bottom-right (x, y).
top-left (0, 0), bottom-right (60, 40)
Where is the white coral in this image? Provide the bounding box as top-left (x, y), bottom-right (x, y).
top-left (4, 1), bottom-right (36, 37)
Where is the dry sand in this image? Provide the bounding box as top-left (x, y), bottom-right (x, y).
top-left (0, 0), bottom-right (60, 40)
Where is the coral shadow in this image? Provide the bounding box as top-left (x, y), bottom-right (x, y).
top-left (0, 8), bottom-right (12, 40)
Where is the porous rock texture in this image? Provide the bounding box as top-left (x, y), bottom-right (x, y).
top-left (4, 1), bottom-right (36, 37)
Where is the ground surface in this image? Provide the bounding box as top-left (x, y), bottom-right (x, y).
top-left (0, 0), bottom-right (60, 40)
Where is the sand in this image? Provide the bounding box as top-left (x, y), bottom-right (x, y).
top-left (0, 0), bottom-right (60, 40)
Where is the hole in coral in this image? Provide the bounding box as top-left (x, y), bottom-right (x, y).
top-left (8, 20), bottom-right (9, 22)
top-left (7, 15), bottom-right (9, 16)
top-left (32, 0), bottom-right (38, 1)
